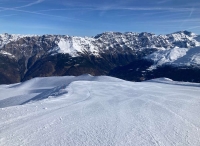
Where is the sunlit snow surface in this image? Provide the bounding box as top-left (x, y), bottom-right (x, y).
top-left (0, 75), bottom-right (200, 146)
top-left (146, 47), bottom-right (200, 69)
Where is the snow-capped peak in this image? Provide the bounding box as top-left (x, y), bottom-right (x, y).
top-left (0, 31), bottom-right (200, 58)
top-left (0, 33), bottom-right (38, 48)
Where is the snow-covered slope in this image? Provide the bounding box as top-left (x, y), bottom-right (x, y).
top-left (0, 75), bottom-right (200, 146)
top-left (146, 46), bottom-right (200, 69)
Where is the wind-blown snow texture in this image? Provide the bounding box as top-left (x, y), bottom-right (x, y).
top-left (0, 75), bottom-right (200, 146)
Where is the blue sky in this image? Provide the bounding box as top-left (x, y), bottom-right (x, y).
top-left (0, 0), bottom-right (200, 36)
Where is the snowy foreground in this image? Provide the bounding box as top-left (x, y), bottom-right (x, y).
top-left (0, 75), bottom-right (200, 146)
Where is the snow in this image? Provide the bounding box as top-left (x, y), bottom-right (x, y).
top-left (0, 31), bottom-right (200, 58)
top-left (0, 75), bottom-right (200, 146)
top-left (0, 33), bottom-right (38, 48)
top-left (57, 38), bottom-right (78, 57)
top-left (146, 46), bottom-right (200, 68)
top-left (0, 50), bottom-right (15, 57)
top-left (174, 47), bottom-right (200, 65)
top-left (55, 36), bottom-right (98, 57)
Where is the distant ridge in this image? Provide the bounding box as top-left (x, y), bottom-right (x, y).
top-left (0, 31), bottom-right (200, 84)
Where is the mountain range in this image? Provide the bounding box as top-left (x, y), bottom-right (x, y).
top-left (0, 30), bottom-right (200, 84)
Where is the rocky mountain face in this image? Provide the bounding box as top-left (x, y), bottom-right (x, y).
top-left (0, 30), bottom-right (200, 84)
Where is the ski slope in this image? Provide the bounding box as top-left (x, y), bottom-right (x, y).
top-left (0, 75), bottom-right (200, 146)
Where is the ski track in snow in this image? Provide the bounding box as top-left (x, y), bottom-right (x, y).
top-left (0, 75), bottom-right (200, 146)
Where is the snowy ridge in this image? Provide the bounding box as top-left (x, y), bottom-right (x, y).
top-left (0, 31), bottom-right (200, 57)
top-left (146, 46), bottom-right (200, 69)
top-left (0, 33), bottom-right (38, 48)
top-left (0, 75), bottom-right (200, 145)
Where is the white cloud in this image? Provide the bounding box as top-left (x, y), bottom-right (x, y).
top-left (157, 0), bottom-right (171, 4)
top-left (0, 0), bottom-right (45, 11)
top-left (15, 0), bottom-right (45, 9)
